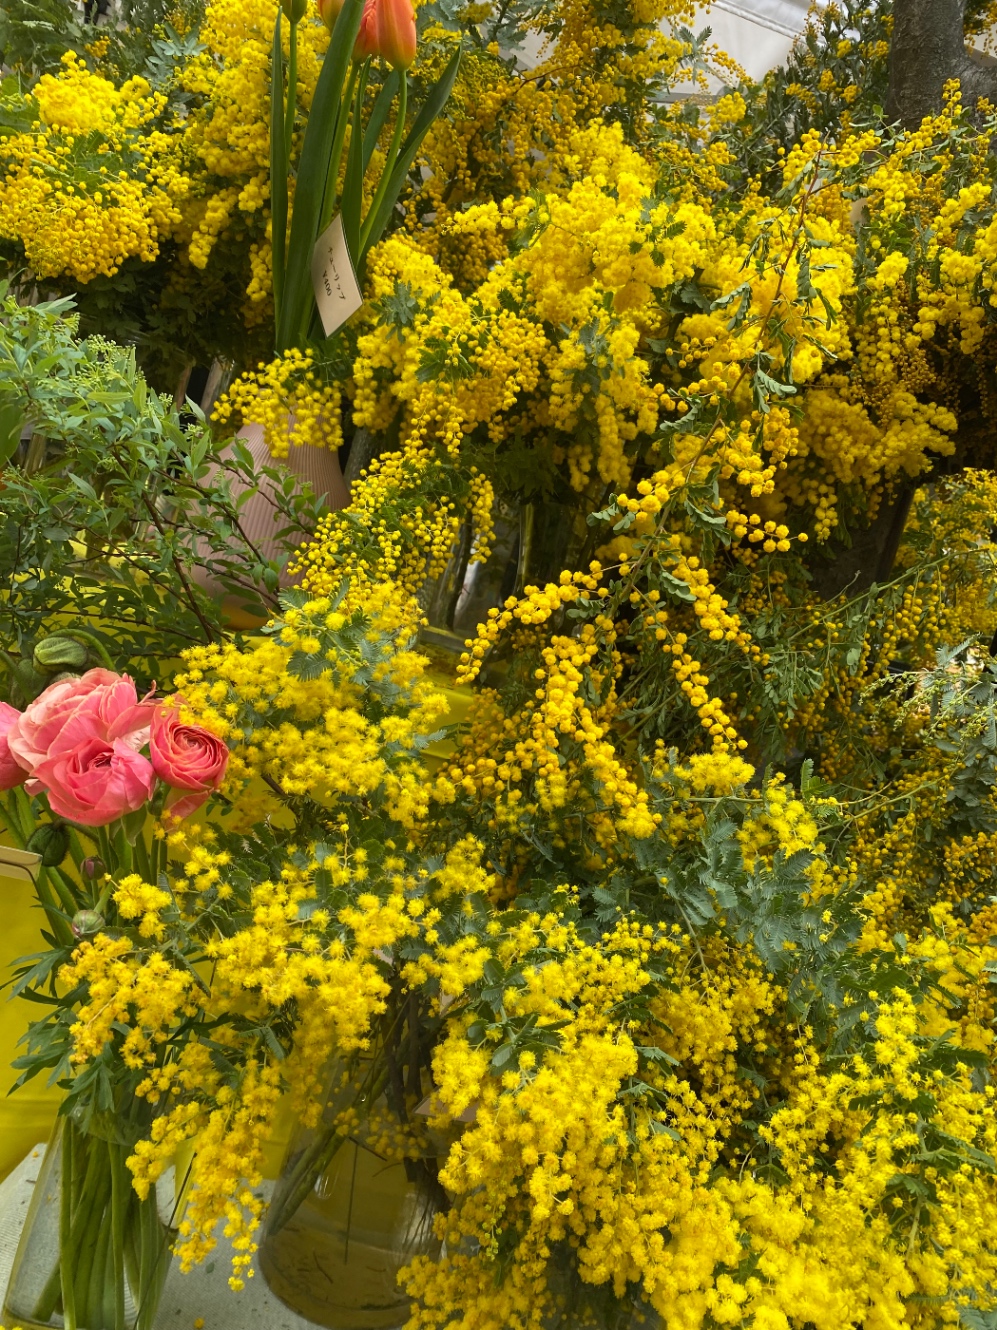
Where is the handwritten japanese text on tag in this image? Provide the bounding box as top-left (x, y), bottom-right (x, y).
top-left (311, 214), bottom-right (363, 337)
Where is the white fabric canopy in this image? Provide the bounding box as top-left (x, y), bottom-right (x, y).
top-left (694, 0), bottom-right (813, 82)
top-left (697, 2), bottom-right (993, 82)
top-left (514, 1), bottom-right (815, 83)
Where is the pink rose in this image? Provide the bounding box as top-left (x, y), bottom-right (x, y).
top-left (150, 704), bottom-right (229, 820)
top-left (7, 669), bottom-right (154, 777)
top-left (0, 702), bottom-right (28, 791)
top-left (33, 713), bottom-right (156, 827)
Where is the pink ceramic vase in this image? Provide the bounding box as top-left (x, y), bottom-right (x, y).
top-left (192, 421), bottom-right (350, 624)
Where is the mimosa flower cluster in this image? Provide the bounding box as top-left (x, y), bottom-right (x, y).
top-left (0, 53), bottom-right (187, 282)
top-left (10, 2), bottom-right (997, 1328)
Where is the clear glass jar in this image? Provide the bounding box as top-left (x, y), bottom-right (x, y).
top-left (2, 1112), bottom-right (176, 1330)
top-left (259, 1064), bottom-right (448, 1330)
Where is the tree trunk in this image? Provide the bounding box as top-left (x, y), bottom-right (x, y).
top-left (888, 0), bottom-right (967, 126)
top-left (809, 483), bottom-right (916, 600)
top-left (888, 0), bottom-right (997, 127)
top-left (809, 1), bottom-right (996, 598)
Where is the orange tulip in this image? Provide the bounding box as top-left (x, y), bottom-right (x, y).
top-left (353, 0), bottom-right (379, 61)
top-left (373, 0), bottom-right (416, 69)
top-left (346, 0), bottom-right (416, 67)
top-left (315, 0), bottom-right (343, 28)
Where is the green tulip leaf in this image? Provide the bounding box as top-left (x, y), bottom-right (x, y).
top-left (358, 46), bottom-right (461, 269)
top-left (342, 65), bottom-right (368, 263)
top-left (278, 0), bottom-right (364, 351)
top-left (362, 68), bottom-right (401, 174)
top-left (269, 9), bottom-right (288, 324)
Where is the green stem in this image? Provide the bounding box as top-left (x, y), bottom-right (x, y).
top-left (97, 825), bottom-right (113, 875)
top-left (133, 830), bottom-right (152, 885)
top-left (87, 1189), bottom-right (111, 1330)
top-left (110, 1143), bottom-right (127, 1330)
top-left (134, 1191), bottom-right (169, 1330)
top-left (34, 867), bottom-right (74, 949)
top-left (285, 18), bottom-right (298, 165)
top-left (67, 825), bottom-right (94, 873)
top-left (123, 1207), bottom-right (140, 1305)
top-left (63, 629), bottom-right (116, 672)
top-left (49, 865), bottom-right (80, 917)
top-left (36, 1127), bottom-right (111, 1327)
top-left (71, 1148), bottom-right (111, 1327)
top-left (101, 1209), bottom-right (117, 1330)
top-left (1, 791), bottom-right (28, 846)
top-left (359, 71), bottom-right (406, 255)
top-left (95, 878), bottom-right (115, 917)
top-left (319, 61), bottom-right (362, 236)
top-left (13, 783), bottom-right (36, 831)
top-left (136, 1181), bottom-right (151, 1319)
top-left (268, 1128), bottom-right (351, 1239)
top-left (106, 824), bottom-right (132, 877)
top-left (59, 1122), bottom-right (76, 1330)
top-left (270, 8), bottom-right (286, 330)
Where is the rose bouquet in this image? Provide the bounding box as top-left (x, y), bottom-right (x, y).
top-left (0, 652), bottom-right (228, 1330)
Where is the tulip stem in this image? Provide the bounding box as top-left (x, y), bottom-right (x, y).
top-left (320, 60), bottom-right (362, 237)
top-left (270, 9), bottom-right (287, 327)
top-left (285, 18), bottom-right (298, 165)
top-left (359, 70), bottom-right (406, 255)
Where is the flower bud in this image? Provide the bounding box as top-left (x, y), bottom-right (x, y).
top-left (82, 856), bottom-right (105, 881)
top-left (32, 635), bottom-right (88, 674)
top-left (316, 0), bottom-right (343, 30)
top-left (353, 0), bottom-right (378, 61)
top-left (282, 0), bottom-right (308, 19)
top-left (71, 910), bottom-right (105, 939)
top-left (374, 0), bottom-right (416, 69)
top-left (26, 822), bottom-right (70, 868)
top-left (9, 659), bottom-right (48, 705)
top-left (352, 0), bottom-right (416, 67)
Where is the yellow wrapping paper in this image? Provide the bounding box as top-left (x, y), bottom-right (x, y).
top-left (0, 863), bottom-right (63, 1180)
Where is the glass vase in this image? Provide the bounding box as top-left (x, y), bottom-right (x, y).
top-left (2, 1112), bottom-right (175, 1330)
top-left (259, 1064), bottom-right (447, 1330)
top-left (419, 493), bottom-right (594, 674)
top-left (540, 1252), bottom-right (663, 1330)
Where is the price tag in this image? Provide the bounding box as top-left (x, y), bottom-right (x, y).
top-left (311, 213), bottom-right (364, 337)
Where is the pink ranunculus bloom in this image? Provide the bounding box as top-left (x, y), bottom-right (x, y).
top-left (0, 702), bottom-right (28, 791)
top-left (7, 669), bottom-right (154, 778)
top-left (33, 714), bottom-right (157, 827)
top-left (150, 704), bottom-right (229, 820)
